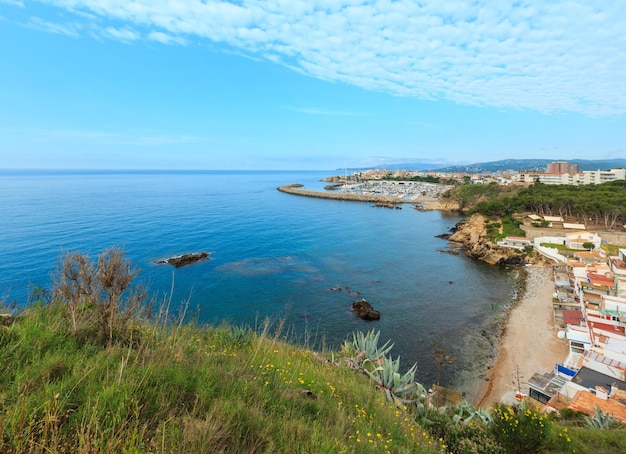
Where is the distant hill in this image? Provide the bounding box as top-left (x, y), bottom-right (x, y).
top-left (433, 158), bottom-right (626, 174)
top-left (346, 162), bottom-right (448, 171)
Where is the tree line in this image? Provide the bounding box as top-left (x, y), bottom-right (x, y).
top-left (467, 180), bottom-right (626, 230)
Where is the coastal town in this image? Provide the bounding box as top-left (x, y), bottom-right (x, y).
top-left (483, 220), bottom-right (626, 423)
top-left (285, 160), bottom-right (626, 422)
top-left (348, 161), bottom-right (626, 187)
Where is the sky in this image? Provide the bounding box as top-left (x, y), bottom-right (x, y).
top-left (1, 1), bottom-right (625, 170)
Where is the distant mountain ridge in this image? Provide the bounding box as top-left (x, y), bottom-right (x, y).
top-left (347, 159), bottom-right (626, 173)
top-left (346, 162), bottom-right (444, 171)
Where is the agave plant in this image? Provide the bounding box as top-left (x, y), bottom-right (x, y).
top-left (364, 355), bottom-right (424, 404)
top-left (452, 401), bottom-right (493, 425)
top-left (351, 329), bottom-right (394, 363)
top-left (584, 407), bottom-right (618, 429)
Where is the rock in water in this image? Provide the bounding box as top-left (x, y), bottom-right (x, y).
top-left (351, 298), bottom-right (380, 320)
top-left (155, 252), bottom-right (210, 268)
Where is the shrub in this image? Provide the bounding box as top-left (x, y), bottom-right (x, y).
top-left (490, 400), bottom-right (551, 454)
top-left (53, 248), bottom-right (146, 346)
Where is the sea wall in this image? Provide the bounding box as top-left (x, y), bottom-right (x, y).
top-left (277, 184), bottom-right (403, 204)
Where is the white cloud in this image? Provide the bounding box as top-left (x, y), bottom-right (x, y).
top-left (0, 0), bottom-right (24, 7)
top-left (148, 31), bottom-right (186, 45)
top-left (102, 25), bottom-right (139, 42)
top-left (26, 16), bottom-right (81, 37)
top-left (28, 0), bottom-right (626, 115)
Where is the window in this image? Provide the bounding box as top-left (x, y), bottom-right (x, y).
top-left (570, 341), bottom-right (586, 354)
top-left (529, 388), bottom-right (550, 404)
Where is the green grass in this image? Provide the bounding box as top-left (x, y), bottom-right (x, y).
top-left (484, 215), bottom-right (526, 240)
top-left (3, 303), bottom-right (625, 453)
top-left (2, 263), bottom-right (625, 453)
top-left (0, 303), bottom-right (444, 453)
top-left (540, 243), bottom-right (582, 255)
top-left (601, 243), bottom-right (625, 255)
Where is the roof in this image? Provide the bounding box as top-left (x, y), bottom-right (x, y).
top-left (589, 321), bottom-right (625, 335)
top-left (587, 273), bottom-right (615, 288)
top-left (528, 372), bottom-right (567, 396)
top-left (567, 231), bottom-right (594, 239)
top-left (527, 214), bottom-right (542, 220)
top-left (575, 251), bottom-right (603, 259)
top-left (544, 216), bottom-right (564, 222)
top-left (505, 236), bottom-right (531, 241)
top-left (586, 352), bottom-right (626, 372)
top-left (567, 390), bottom-right (626, 422)
top-left (610, 258), bottom-right (626, 271)
top-left (571, 366), bottom-right (626, 391)
top-left (566, 328), bottom-right (591, 344)
top-left (567, 260), bottom-right (586, 268)
top-left (563, 310), bottom-right (584, 326)
top-left (563, 223), bottom-right (586, 230)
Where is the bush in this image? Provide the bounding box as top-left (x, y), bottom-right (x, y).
top-left (490, 401), bottom-right (551, 454)
top-left (53, 248), bottom-right (146, 346)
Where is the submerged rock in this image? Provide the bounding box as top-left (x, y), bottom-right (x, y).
top-left (351, 298), bottom-right (380, 320)
top-left (155, 252), bottom-right (210, 268)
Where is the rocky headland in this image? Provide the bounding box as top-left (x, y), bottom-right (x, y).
top-left (448, 214), bottom-right (528, 266)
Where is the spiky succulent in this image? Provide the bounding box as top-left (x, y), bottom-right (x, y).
top-left (584, 407), bottom-right (618, 429)
top-left (452, 401), bottom-right (493, 425)
top-left (364, 356), bottom-right (423, 404)
top-left (351, 329), bottom-right (394, 363)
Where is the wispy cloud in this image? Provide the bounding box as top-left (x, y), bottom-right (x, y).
top-left (26, 17), bottom-right (81, 38)
top-left (101, 26), bottom-right (139, 42)
top-left (148, 31), bottom-right (187, 46)
top-left (1, 0), bottom-right (24, 7)
top-left (21, 1), bottom-right (626, 115)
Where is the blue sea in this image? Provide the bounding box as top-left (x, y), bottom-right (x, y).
top-left (0, 170), bottom-right (516, 398)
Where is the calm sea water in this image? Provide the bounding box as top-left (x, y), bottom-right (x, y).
top-left (0, 170), bottom-right (515, 396)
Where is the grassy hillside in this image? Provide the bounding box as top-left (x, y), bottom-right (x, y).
top-left (1, 249), bottom-right (624, 453)
top-left (0, 301), bottom-right (443, 453)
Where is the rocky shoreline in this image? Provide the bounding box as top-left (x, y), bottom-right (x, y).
top-left (279, 182), bottom-right (541, 405)
top-left (447, 214), bottom-right (528, 266)
top-left (279, 184), bottom-right (529, 267)
top-left (476, 266), bottom-right (568, 407)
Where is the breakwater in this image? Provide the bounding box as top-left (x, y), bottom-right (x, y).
top-left (2, 170), bottom-right (516, 391)
top-left (277, 184), bottom-right (403, 204)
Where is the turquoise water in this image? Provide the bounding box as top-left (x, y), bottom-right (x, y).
top-left (0, 170), bottom-right (515, 393)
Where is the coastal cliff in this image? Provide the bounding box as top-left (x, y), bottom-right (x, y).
top-left (448, 214), bottom-right (527, 266)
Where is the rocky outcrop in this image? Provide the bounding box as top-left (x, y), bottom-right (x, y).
top-left (155, 252), bottom-right (210, 268)
top-left (0, 313), bottom-right (15, 327)
top-left (448, 214), bottom-right (527, 266)
top-left (351, 299), bottom-right (380, 320)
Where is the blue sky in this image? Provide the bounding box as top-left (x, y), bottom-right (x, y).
top-left (1, 1), bottom-right (625, 170)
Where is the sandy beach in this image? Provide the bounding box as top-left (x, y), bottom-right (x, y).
top-left (477, 265), bottom-right (570, 407)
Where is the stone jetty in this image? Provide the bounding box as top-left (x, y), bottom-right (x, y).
top-left (277, 184), bottom-right (403, 204)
